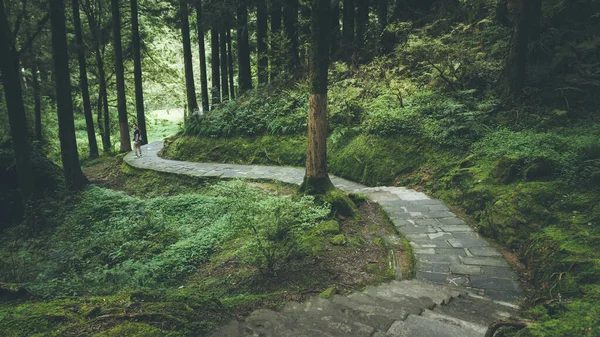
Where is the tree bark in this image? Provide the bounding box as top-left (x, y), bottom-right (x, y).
top-left (111, 0), bottom-right (131, 152)
top-left (50, 0), bottom-right (87, 190)
top-left (220, 23), bottom-right (229, 102)
top-left (0, 0), bottom-right (34, 200)
top-left (195, 0), bottom-right (210, 112)
top-left (505, 0), bottom-right (537, 99)
top-left (301, 0), bottom-right (333, 194)
top-left (31, 62), bottom-right (42, 142)
top-left (270, 0), bottom-right (282, 82)
top-left (355, 0), bottom-right (369, 56)
top-left (256, 0), bottom-right (268, 84)
top-left (226, 28), bottom-right (235, 99)
top-left (72, 0), bottom-right (99, 157)
top-left (180, 0), bottom-right (198, 116)
top-left (283, 0), bottom-right (299, 75)
top-left (131, 0), bottom-right (148, 144)
top-left (237, 0), bottom-right (252, 92)
top-left (342, 0), bottom-right (354, 59)
top-left (211, 22), bottom-right (221, 108)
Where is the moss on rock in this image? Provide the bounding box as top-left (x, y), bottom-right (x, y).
top-left (317, 220), bottom-right (341, 234)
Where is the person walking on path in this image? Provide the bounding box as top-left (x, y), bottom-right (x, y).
top-left (132, 124), bottom-right (142, 157)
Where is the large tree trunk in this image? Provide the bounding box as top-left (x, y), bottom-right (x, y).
top-left (131, 0), bottom-right (148, 144)
top-left (226, 28), bottom-right (235, 99)
top-left (0, 0), bottom-right (34, 200)
top-left (111, 0), bottom-right (131, 152)
top-left (283, 0), bottom-right (299, 76)
top-left (180, 0), bottom-right (198, 116)
top-left (220, 23), bottom-right (229, 102)
top-left (210, 22), bottom-right (221, 108)
top-left (355, 0), bottom-right (369, 58)
top-left (72, 0), bottom-right (99, 158)
top-left (270, 0), bottom-right (282, 82)
top-left (237, 0), bottom-right (252, 92)
top-left (195, 0), bottom-right (210, 112)
top-left (49, 0), bottom-right (87, 190)
top-left (342, 0), bottom-right (354, 60)
top-left (31, 62), bottom-right (42, 142)
top-left (85, 5), bottom-right (111, 153)
top-left (301, 0), bottom-right (333, 194)
top-left (256, 0), bottom-right (268, 84)
top-left (505, 0), bottom-right (540, 99)
top-left (330, 0), bottom-right (341, 59)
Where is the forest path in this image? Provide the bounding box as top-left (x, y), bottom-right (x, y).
top-left (125, 141), bottom-right (524, 336)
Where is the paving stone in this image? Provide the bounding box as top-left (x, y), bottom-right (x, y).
top-left (428, 232), bottom-right (454, 240)
top-left (467, 247), bottom-right (503, 257)
top-left (438, 225), bottom-right (473, 232)
top-left (414, 248), bottom-right (436, 255)
top-left (459, 256), bottom-right (509, 267)
top-left (389, 212), bottom-right (424, 219)
top-left (437, 218), bottom-right (467, 226)
top-left (449, 264), bottom-right (482, 275)
top-left (413, 219), bottom-right (441, 227)
top-left (423, 211), bottom-right (456, 219)
top-left (445, 275), bottom-right (471, 287)
top-left (447, 239), bottom-right (489, 248)
top-left (401, 226), bottom-right (438, 233)
top-left (416, 271), bottom-right (451, 283)
top-left (390, 219), bottom-right (415, 227)
top-left (404, 233), bottom-right (429, 240)
top-left (416, 254), bottom-right (461, 264)
top-left (484, 289), bottom-right (523, 303)
top-left (435, 248), bottom-right (468, 257)
top-left (417, 262), bottom-right (451, 274)
top-left (410, 240), bottom-right (451, 248)
top-left (470, 276), bottom-right (521, 293)
top-left (410, 199), bottom-right (445, 206)
top-left (481, 266), bottom-right (519, 280)
top-left (451, 232), bottom-right (481, 240)
top-left (427, 204), bottom-right (451, 211)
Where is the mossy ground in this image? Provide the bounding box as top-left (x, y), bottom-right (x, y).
top-left (163, 133), bottom-right (600, 334)
top-left (0, 157), bottom-right (409, 336)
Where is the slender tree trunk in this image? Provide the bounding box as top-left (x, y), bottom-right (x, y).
top-left (226, 28), bottom-right (235, 99)
top-left (330, 0), bottom-right (341, 58)
top-left (505, 0), bottom-right (534, 99)
top-left (299, 3), bottom-right (311, 72)
top-left (270, 0), bottom-right (282, 82)
top-left (195, 0), bottom-right (209, 112)
top-left (72, 0), bottom-right (99, 157)
top-left (355, 0), bottom-right (368, 57)
top-left (131, 0), bottom-right (148, 144)
top-left (86, 6), bottom-right (111, 152)
top-left (220, 23), bottom-right (229, 102)
top-left (237, 0), bottom-right (252, 92)
top-left (111, 0), bottom-right (131, 152)
top-left (283, 0), bottom-right (299, 75)
top-left (50, 0), bottom-right (87, 190)
top-left (31, 62), bottom-right (42, 142)
top-left (0, 0), bottom-right (34, 200)
top-left (256, 0), bottom-right (269, 84)
top-left (180, 0), bottom-right (198, 116)
top-left (211, 22), bottom-right (221, 108)
top-left (301, 0), bottom-right (333, 194)
top-left (342, 0), bottom-right (354, 59)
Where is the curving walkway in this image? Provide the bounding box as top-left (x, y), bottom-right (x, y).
top-left (125, 141), bottom-right (524, 336)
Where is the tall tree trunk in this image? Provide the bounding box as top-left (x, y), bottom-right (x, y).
top-left (283, 0), bottom-right (299, 76)
top-left (270, 0), bottom-right (282, 82)
top-left (86, 6), bottom-right (111, 152)
top-left (330, 0), bottom-right (341, 58)
top-left (505, 0), bottom-right (538, 99)
top-left (377, 0), bottom-right (391, 53)
top-left (31, 62), bottom-right (42, 142)
top-left (342, 0), bottom-right (354, 59)
top-left (131, 0), bottom-right (148, 144)
top-left (237, 0), bottom-right (252, 92)
top-left (0, 0), bottom-right (34, 201)
top-left (226, 28), bottom-right (235, 99)
top-left (195, 0), bottom-right (210, 112)
top-left (256, 0), bottom-right (268, 84)
top-left (301, 0), bottom-right (333, 194)
top-left (111, 0), bottom-right (131, 152)
top-left (355, 0), bottom-right (368, 58)
top-left (210, 22), bottom-right (221, 108)
top-left (180, 0), bottom-right (198, 116)
top-left (72, 0), bottom-right (99, 158)
top-left (299, 2), bottom-right (311, 72)
top-left (220, 23), bottom-right (229, 102)
top-left (50, 0), bottom-right (87, 190)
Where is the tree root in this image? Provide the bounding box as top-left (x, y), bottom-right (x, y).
top-left (485, 319), bottom-right (535, 337)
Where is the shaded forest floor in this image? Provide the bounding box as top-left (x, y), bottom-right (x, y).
top-left (0, 156), bottom-right (410, 336)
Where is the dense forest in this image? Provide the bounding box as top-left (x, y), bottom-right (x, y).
top-left (1, 0), bottom-right (599, 336)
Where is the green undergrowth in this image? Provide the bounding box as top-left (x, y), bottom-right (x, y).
top-left (0, 164), bottom-right (402, 336)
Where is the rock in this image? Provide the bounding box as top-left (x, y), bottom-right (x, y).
top-left (318, 220), bottom-right (341, 234)
top-left (319, 287), bottom-right (338, 299)
top-left (330, 234), bottom-right (346, 246)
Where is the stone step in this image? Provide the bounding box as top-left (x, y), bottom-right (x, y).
top-left (431, 293), bottom-right (520, 327)
top-left (242, 309), bottom-right (332, 337)
top-left (387, 314), bottom-right (482, 337)
top-left (332, 293), bottom-right (422, 323)
top-left (369, 280), bottom-right (465, 306)
top-left (280, 298), bottom-right (378, 336)
top-left (421, 310), bottom-right (488, 335)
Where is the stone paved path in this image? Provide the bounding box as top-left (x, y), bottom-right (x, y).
top-left (126, 141), bottom-right (522, 303)
top-left (126, 141), bottom-right (525, 336)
